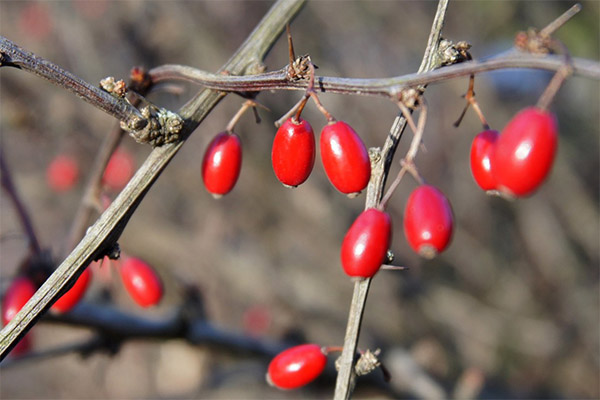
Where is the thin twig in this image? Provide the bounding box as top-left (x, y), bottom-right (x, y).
top-left (0, 0), bottom-right (307, 360)
top-left (148, 53), bottom-right (600, 98)
top-left (334, 2), bottom-right (449, 399)
top-left (0, 36), bottom-right (147, 132)
top-left (0, 147), bottom-right (41, 255)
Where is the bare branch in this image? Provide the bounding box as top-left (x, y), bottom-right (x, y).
top-left (334, 1), bottom-right (449, 399)
top-left (0, 36), bottom-right (147, 132)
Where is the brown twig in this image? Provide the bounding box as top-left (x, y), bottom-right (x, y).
top-left (0, 36), bottom-right (147, 132)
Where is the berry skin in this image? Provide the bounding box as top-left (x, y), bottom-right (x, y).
top-left (492, 107), bottom-right (558, 197)
top-left (51, 267), bottom-right (92, 313)
top-left (341, 208), bottom-right (392, 278)
top-left (271, 118), bottom-right (316, 187)
top-left (2, 277), bottom-right (36, 358)
top-left (119, 257), bottom-right (163, 308)
top-left (103, 148), bottom-right (135, 191)
top-left (202, 132), bottom-right (242, 198)
top-left (320, 121), bottom-right (371, 196)
top-left (470, 130), bottom-right (499, 191)
top-left (267, 344), bottom-right (327, 390)
top-left (404, 185), bottom-right (453, 259)
top-left (47, 154), bottom-right (79, 192)
top-left (2, 276), bottom-right (37, 326)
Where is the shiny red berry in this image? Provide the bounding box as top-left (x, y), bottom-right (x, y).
top-left (202, 131), bottom-right (242, 197)
top-left (51, 267), bottom-right (92, 313)
top-left (47, 154), bottom-right (79, 192)
top-left (320, 121), bottom-right (371, 195)
top-left (271, 118), bottom-right (316, 187)
top-left (120, 257), bottom-right (163, 307)
top-left (2, 276), bottom-right (37, 325)
top-left (404, 185), bottom-right (453, 259)
top-left (470, 129), bottom-right (499, 191)
top-left (492, 107), bottom-right (558, 197)
top-left (341, 208), bottom-right (392, 278)
top-left (267, 344), bottom-right (327, 390)
top-left (103, 147), bottom-right (135, 191)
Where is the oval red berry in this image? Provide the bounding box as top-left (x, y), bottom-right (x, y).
top-left (492, 107), bottom-right (558, 197)
top-left (404, 185), bottom-right (453, 259)
top-left (2, 276), bottom-right (37, 325)
top-left (51, 267), bottom-right (92, 313)
top-left (320, 121), bottom-right (371, 195)
top-left (120, 257), bottom-right (163, 307)
top-left (271, 118), bottom-right (315, 187)
top-left (341, 208), bottom-right (392, 278)
top-left (202, 132), bottom-right (242, 197)
top-left (103, 147), bottom-right (135, 191)
top-left (47, 154), bottom-right (79, 192)
top-left (267, 344), bottom-right (327, 390)
top-left (470, 129), bottom-right (499, 191)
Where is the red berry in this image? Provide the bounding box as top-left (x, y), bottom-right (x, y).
top-left (103, 147), bottom-right (135, 191)
top-left (267, 344), bottom-right (327, 390)
top-left (51, 267), bottom-right (92, 313)
top-left (202, 132), bottom-right (242, 197)
top-left (492, 107), bottom-right (558, 197)
top-left (2, 276), bottom-right (37, 325)
top-left (271, 118), bottom-right (316, 187)
top-left (320, 121), bottom-right (371, 195)
top-left (120, 257), bottom-right (163, 307)
top-left (404, 185), bottom-right (453, 259)
top-left (47, 154), bottom-right (79, 192)
top-left (341, 208), bottom-right (392, 278)
top-left (470, 129), bottom-right (499, 191)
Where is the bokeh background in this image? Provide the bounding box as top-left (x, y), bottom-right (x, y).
top-left (1, 1), bottom-right (598, 398)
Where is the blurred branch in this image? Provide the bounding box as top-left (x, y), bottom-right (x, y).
top-left (0, 146), bottom-right (41, 255)
top-left (334, 1), bottom-right (449, 399)
top-left (0, 0), bottom-right (306, 361)
top-left (149, 53), bottom-right (600, 100)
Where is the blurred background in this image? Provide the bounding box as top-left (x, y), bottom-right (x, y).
top-left (1, 1), bottom-right (598, 398)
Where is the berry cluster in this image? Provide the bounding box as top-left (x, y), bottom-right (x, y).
top-left (1, 255), bottom-right (163, 357)
top-left (470, 107), bottom-right (558, 197)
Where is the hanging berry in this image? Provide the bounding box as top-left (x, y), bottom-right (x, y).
top-left (341, 208), bottom-right (392, 278)
top-left (119, 257), bottom-right (163, 307)
top-left (202, 131), bottom-right (242, 198)
top-left (2, 276), bottom-right (37, 325)
top-left (320, 121), bottom-right (371, 196)
top-left (51, 267), bottom-right (92, 313)
top-left (470, 129), bottom-right (499, 191)
top-left (271, 118), bottom-right (316, 187)
top-left (492, 107), bottom-right (558, 197)
top-left (267, 344), bottom-right (327, 390)
top-left (404, 185), bottom-right (453, 258)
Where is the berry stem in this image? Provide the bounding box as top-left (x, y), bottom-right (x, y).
top-left (226, 99), bottom-right (266, 133)
top-left (536, 40), bottom-right (573, 111)
top-left (453, 74), bottom-right (490, 129)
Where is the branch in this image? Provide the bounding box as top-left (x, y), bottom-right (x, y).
top-left (0, 36), bottom-right (147, 132)
top-left (0, 0), bottom-right (306, 360)
top-left (334, 1), bottom-right (449, 399)
top-left (148, 53), bottom-right (600, 99)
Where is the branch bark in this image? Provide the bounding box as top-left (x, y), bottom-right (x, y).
top-left (334, 1), bottom-right (449, 399)
top-left (0, 0), bottom-right (306, 361)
